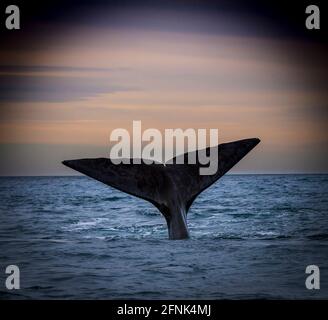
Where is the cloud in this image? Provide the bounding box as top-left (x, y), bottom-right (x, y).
top-left (0, 65), bottom-right (135, 102)
top-left (0, 65), bottom-right (128, 73)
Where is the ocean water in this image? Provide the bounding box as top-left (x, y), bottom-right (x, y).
top-left (0, 174), bottom-right (328, 299)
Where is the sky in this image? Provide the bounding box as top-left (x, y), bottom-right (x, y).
top-left (0, 0), bottom-right (327, 175)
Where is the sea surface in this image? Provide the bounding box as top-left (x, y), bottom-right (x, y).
top-left (0, 175), bottom-right (328, 299)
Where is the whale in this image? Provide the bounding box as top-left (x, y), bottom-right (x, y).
top-left (62, 138), bottom-right (260, 240)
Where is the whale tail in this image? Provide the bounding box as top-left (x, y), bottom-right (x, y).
top-left (62, 138), bottom-right (260, 239)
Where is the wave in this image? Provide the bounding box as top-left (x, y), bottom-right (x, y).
top-left (307, 233), bottom-right (328, 240)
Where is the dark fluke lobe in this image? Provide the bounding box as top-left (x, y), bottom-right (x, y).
top-left (62, 138), bottom-right (260, 240)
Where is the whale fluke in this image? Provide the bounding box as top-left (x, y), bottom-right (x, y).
top-left (62, 138), bottom-right (260, 240)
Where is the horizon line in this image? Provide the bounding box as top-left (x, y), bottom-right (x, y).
top-left (1, 172), bottom-right (328, 178)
